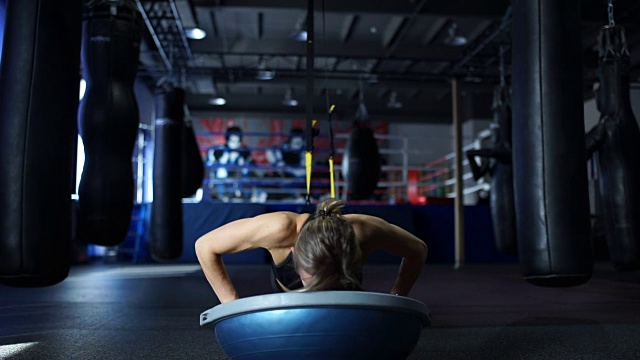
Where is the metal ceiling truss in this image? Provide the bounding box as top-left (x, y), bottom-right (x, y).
top-left (136, 0), bottom-right (196, 85)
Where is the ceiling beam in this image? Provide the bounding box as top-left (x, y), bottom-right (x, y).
top-left (422, 18), bottom-right (448, 45)
top-left (190, 38), bottom-right (467, 61)
top-left (191, 0), bottom-right (510, 18)
top-left (340, 15), bottom-right (358, 43)
top-left (382, 16), bottom-right (407, 49)
top-left (198, 67), bottom-right (499, 85)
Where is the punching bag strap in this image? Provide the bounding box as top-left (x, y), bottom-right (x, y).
top-left (585, 122), bottom-right (606, 160)
top-left (304, 0), bottom-right (315, 204)
top-left (466, 149), bottom-right (496, 181)
top-left (327, 105), bottom-right (336, 198)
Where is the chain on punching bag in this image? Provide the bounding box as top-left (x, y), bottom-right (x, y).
top-left (0, 0), bottom-right (82, 287)
top-left (151, 86), bottom-right (185, 260)
top-left (77, 1), bottom-right (142, 247)
top-left (585, 23), bottom-right (640, 270)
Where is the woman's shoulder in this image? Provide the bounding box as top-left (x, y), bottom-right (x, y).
top-left (252, 211), bottom-right (302, 227)
top-left (344, 213), bottom-right (385, 225)
top-left (344, 214), bottom-right (387, 240)
top-left (238, 211), bottom-right (305, 248)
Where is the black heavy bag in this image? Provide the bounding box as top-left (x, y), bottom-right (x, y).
top-left (342, 122), bottom-right (381, 200)
top-left (511, 0), bottom-right (592, 287)
top-left (182, 120), bottom-right (205, 198)
top-left (77, 2), bottom-right (142, 246)
top-left (0, 0), bottom-right (5, 57)
top-left (151, 86), bottom-right (185, 260)
top-left (466, 86), bottom-right (516, 254)
top-left (585, 26), bottom-right (640, 270)
top-left (0, 0), bottom-right (82, 287)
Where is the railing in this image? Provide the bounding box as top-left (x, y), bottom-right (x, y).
top-left (186, 128), bottom-right (495, 204)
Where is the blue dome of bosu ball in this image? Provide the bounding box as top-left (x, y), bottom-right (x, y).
top-left (200, 291), bottom-right (431, 360)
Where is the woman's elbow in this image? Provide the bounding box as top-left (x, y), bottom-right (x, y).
top-left (416, 242), bottom-right (428, 263)
top-left (195, 236), bottom-right (212, 260)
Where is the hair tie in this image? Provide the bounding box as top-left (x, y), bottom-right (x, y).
top-left (318, 210), bottom-right (327, 217)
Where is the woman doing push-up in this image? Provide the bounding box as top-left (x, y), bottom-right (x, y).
top-left (195, 199), bottom-right (428, 303)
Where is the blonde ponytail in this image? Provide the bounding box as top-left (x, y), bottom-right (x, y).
top-left (293, 199), bottom-right (363, 292)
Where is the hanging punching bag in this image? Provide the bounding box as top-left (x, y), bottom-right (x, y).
top-left (511, 0), bottom-right (592, 287)
top-left (182, 119), bottom-right (205, 198)
top-left (585, 26), bottom-right (640, 270)
top-left (489, 86), bottom-right (516, 254)
top-left (77, 1), bottom-right (142, 247)
top-left (151, 86), bottom-right (185, 260)
top-left (466, 86), bottom-right (516, 254)
top-left (342, 122), bottom-right (381, 200)
top-left (0, 0), bottom-right (5, 59)
top-left (0, 0), bottom-right (82, 287)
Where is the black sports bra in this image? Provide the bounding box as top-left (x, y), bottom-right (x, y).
top-left (270, 251), bottom-right (302, 292)
top-left (270, 213), bottom-right (316, 292)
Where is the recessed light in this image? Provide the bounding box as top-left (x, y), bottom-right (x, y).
top-left (291, 30), bottom-right (308, 42)
top-left (208, 97), bottom-right (226, 106)
top-left (256, 70), bottom-right (275, 80)
top-left (185, 28), bottom-right (207, 40)
top-left (282, 98), bottom-right (299, 107)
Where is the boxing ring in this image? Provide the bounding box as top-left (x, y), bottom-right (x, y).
top-left (192, 129), bottom-right (492, 206)
top-left (200, 291), bottom-right (431, 360)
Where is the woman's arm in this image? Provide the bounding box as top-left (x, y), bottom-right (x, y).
top-left (195, 212), bottom-right (297, 303)
top-left (351, 215), bottom-right (428, 296)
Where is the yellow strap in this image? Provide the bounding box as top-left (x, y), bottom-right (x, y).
top-left (329, 156), bottom-right (335, 198)
top-left (305, 119), bottom-right (318, 201)
top-left (305, 151), bottom-right (313, 197)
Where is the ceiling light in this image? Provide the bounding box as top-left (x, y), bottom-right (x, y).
top-left (291, 30), bottom-right (308, 42)
top-left (387, 91), bottom-right (403, 109)
top-left (448, 35), bottom-right (468, 46)
top-left (444, 23), bottom-right (467, 47)
top-left (283, 98), bottom-right (299, 107)
top-left (208, 97), bottom-right (226, 106)
top-left (366, 74), bottom-right (379, 83)
top-left (256, 59), bottom-right (275, 80)
top-left (256, 70), bottom-right (275, 80)
top-left (185, 27), bottom-right (207, 40)
top-left (282, 88), bottom-right (299, 107)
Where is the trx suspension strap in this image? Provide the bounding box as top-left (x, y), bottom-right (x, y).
top-left (328, 105), bottom-right (336, 198)
top-left (305, 0), bottom-right (315, 204)
top-left (305, 0), bottom-right (336, 202)
top-left (320, 0), bottom-right (336, 199)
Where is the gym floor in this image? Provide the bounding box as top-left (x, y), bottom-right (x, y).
top-left (1, 262), bottom-right (639, 360)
